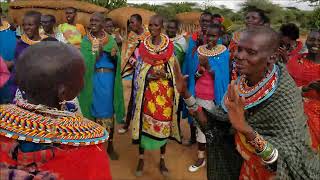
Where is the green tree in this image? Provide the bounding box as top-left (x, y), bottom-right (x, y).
top-left (308, 7), bottom-right (320, 28)
top-left (81, 0), bottom-right (127, 9)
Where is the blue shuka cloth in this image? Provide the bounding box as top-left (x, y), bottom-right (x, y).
top-left (187, 50), bottom-right (230, 105)
top-left (91, 52), bottom-right (115, 119)
top-left (182, 37), bottom-right (229, 122)
top-left (0, 29), bottom-right (16, 104)
top-left (0, 29), bottom-right (16, 61)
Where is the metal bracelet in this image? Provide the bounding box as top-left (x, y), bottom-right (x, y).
top-left (262, 148), bottom-right (278, 164)
top-left (183, 96), bottom-right (197, 107)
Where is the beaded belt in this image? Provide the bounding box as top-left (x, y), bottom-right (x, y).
top-left (95, 68), bottom-right (113, 73)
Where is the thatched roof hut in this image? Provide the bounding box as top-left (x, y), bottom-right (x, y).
top-left (106, 7), bottom-right (155, 34)
top-left (176, 12), bottom-right (201, 33)
top-left (176, 12), bottom-right (233, 33)
top-left (8, 0), bottom-right (108, 27)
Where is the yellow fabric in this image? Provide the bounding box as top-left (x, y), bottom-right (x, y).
top-left (76, 24), bottom-right (86, 37)
top-left (58, 23), bottom-right (82, 45)
top-left (131, 56), bottom-right (181, 142)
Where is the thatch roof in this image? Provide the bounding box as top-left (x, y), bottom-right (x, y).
top-left (176, 12), bottom-right (201, 25)
top-left (8, 0), bottom-right (108, 26)
top-left (9, 0), bottom-right (108, 14)
top-left (106, 7), bottom-right (155, 29)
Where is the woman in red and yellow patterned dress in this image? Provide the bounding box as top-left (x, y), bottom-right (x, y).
top-left (131, 15), bottom-right (180, 177)
top-left (287, 29), bottom-right (320, 152)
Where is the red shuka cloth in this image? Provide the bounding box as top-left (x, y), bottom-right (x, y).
top-left (287, 53), bottom-right (320, 151)
top-left (0, 136), bottom-right (112, 180)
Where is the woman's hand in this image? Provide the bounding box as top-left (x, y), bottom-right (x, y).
top-left (147, 69), bottom-right (166, 81)
top-left (199, 55), bottom-right (209, 69)
top-left (224, 80), bottom-right (254, 138)
top-left (111, 47), bottom-right (117, 57)
top-left (277, 47), bottom-right (289, 63)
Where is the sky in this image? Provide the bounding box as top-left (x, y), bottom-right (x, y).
top-left (127, 0), bottom-right (315, 11)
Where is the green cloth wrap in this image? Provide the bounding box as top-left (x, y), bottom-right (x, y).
top-left (78, 35), bottom-right (125, 124)
top-left (140, 135), bottom-right (167, 150)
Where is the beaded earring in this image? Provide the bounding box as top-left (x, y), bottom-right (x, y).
top-left (59, 100), bottom-right (67, 111)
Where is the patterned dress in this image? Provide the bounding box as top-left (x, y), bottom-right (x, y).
top-left (131, 34), bottom-right (181, 149)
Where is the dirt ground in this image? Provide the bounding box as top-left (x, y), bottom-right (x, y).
top-left (109, 80), bottom-right (207, 180)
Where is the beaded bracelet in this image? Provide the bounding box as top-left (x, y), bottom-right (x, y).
top-left (247, 131), bottom-right (267, 152)
top-left (183, 96), bottom-right (198, 112)
top-left (247, 132), bottom-right (278, 164)
top-left (257, 142), bottom-right (274, 161)
top-left (184, 96), bottom-right (196, 107)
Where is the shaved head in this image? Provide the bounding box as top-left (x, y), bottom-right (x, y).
top-left (16, 42), bottom-right (85, 104)
top-left (92, 12), bottom-right (104, 21)
top-left (241, 27), bottom-right (280, 53)
top-left (150, 15), bottom-right (164, 26)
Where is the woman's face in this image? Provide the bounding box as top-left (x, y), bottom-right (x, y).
top-left (206, 27), bottom-right (220, 49)
top-left (65, 8), bottom-right (76, 24)
top-left (235, 32), bottom-right (272, 78)
top-left (306, 31), bottom-right (320, 54)
top-left (104, 20), bottom-right (114, 34)
top-left (199, 14), bottom-right (212, 32)
top-left (129, 17), bottom-right (140, 33)
top-left (23, 16), bottom-right (39, 38)
top-left (148, 18), bottom-right (162, 38)
top-left (41, 15), bottom-right (55, 33)
top-left (166, 22), bottom-right (178, 38)
top-left (245, 12), bottom-right (264, 28)
top-left (89, 15), bottom-right (103, 34)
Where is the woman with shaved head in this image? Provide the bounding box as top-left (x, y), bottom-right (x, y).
top-left (78, 12), bottom-right (125, 160)
top-left (130, 15), bottom-right (181, 177)
top-left (175, 27), bottom-right (319, 179)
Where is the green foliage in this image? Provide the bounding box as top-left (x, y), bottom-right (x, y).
top-left (0, 2), bottom-right (9, 16)
top-left (308, 7), bottom-right (320, 28)
top-left (81, 0), bottom-right (127, 9)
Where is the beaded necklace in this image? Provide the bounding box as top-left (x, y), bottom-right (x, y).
top-left (0, 100), bottom-right (108, 146)
top-left (88, 30), bottom-right (109, 55)
top-left (143, 33), bottom-right (169, 53)
top-left (197, 44), bottom-right (227, 57)
top-left (0, 21), bottom-right (10, 31)
top-left (222, 64), bottom-right (280, 111)
top-left (21, 34), bottom-right (46, 45)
